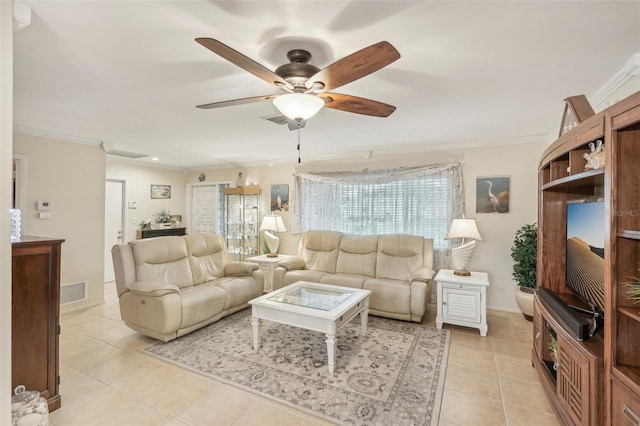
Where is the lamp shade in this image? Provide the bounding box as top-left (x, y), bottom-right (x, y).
top-left (273, 93), bottom-right (324, 121)
top-left (445, 218), bottom-right (483, 241)
top-left (259, 215), bottom-right (287, 233)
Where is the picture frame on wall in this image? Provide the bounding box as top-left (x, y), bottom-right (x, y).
top-left (271, 184), bottom-right (289, 212)
top-left (151, 184), bottom-right (171, 199)
top-left (476, 176), bottom-right (510, 213)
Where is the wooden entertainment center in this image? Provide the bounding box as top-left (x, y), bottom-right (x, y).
top-left (535, 91), bottom-right (640, 425)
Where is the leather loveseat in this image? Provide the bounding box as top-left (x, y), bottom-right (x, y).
top-left (273, 231), bottom-right (434, 322)
top-left (111, 233), bottom-right (264, 341)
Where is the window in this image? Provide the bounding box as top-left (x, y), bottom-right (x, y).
top-left (294, 164), bottom-right (463, 255)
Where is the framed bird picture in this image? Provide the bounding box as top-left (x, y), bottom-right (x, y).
top-left (270, 184), bottom-right (289, 212)
top-left (476, 177), bottom-right (510, 214)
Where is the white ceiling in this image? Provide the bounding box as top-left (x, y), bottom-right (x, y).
top-left (13, 1), bottom-right (640, 170)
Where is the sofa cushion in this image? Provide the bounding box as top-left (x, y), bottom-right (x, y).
top-left (376, 234), bottom-right (425, 281)
top-left (179, 284), bottom-right (227, 327)
top-left (281, 269), bottom-right (327, 287)
top-left (336, 234), bottom-right (378, 277)
top-left (364, 278), bottom-right (411, 314)
top-left (184, 233), bottom-right (228, 284)
top-left (320, 273), bottom-right (365, 289)
top-left (209, 276), bottom-right (261, 310)
top-left (301, 230), bottom-right (343, 273)
top-left (129, 237), bottom-right (194, 289)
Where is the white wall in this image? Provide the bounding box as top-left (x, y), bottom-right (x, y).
top-left (1, 1), bottom-right (13, 421)
top-left (186, 140), bottom-right (547, 312)
top-left (13, 133), bottom-right (106, 312)
top-left (106, 160), bottom-right (187, 242)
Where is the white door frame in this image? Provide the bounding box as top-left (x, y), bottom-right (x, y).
top-left (12, 154), bottom-right (27, 231)
top-left (104, 179), bottom-right (126, 282)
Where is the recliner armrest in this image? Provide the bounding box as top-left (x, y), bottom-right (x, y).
top-left (127, 281), bottom-right (180, 297)
top-left (410, 267), bottom-right (435, 282)
top-left (224, 261), bottom-right (259, 276)
top-left (277, 256), bottom-right (305, 271)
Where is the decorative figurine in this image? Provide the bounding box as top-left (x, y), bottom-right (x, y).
top-left (583, 140), bottom-right (605, 170)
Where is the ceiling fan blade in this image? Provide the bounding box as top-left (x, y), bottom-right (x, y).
top-left (306, 41), bottom-right (400, 92)
top-left (195, 38), bottom-right (293, 91)
top-left (196, 95), bottom-right (277, 109)
top-left (287, 119), bottom-right (306, 131)
top-left (318, 93), bottom-right (396, 117)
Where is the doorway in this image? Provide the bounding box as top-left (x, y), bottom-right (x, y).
top-left (104, 179), bottom-right (125, 283)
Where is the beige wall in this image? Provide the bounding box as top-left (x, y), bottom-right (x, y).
top-left (1, 1), bottom-right (13, 420)
top-left (106, 160), bottom-right (187, 242)
top-left (13, 133), bottom-right (106, 312)
top-left (186, 140), bottom-right (547, 312)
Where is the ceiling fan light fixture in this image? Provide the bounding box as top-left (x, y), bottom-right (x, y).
top-left (273, 93), bottom-right (324, 121)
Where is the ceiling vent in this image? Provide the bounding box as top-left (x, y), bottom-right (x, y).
top-left (105, 149), bottom-right (147, 159)
top-left (260, 114), bottom-right (288, 126)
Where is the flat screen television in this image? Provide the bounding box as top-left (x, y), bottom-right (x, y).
top-left (566, 198), bottom-right (605, 315)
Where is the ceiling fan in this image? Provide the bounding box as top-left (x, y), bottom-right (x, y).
top-left (195, 38), bottom-right (400, 128)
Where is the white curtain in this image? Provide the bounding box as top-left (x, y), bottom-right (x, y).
top-left (291, 163), bottom-right (464, 270)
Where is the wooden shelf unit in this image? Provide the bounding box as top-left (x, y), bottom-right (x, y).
top-left (12, 236), bottom-right (65, 412)
top-left (535, 91), bottom-right (640, 425)
top-left (607, 96), bottom-right (640, 425)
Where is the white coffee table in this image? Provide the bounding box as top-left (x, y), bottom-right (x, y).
top-left (248, 281), bottom-right (371, 374)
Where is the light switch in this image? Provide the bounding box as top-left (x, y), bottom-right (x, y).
top-left (39, 212), bottom-right (51, 219)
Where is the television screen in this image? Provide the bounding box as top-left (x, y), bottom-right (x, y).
top-left (566, 199), bottom-right (605, 314)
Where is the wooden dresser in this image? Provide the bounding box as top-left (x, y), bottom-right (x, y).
top-left (11, 236), bottom-right (64, 411)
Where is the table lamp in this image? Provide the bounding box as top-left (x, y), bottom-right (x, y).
top-left (259, 215), bottom-right (287, 257)
top-left (445, 218), bottom-right (483, 276)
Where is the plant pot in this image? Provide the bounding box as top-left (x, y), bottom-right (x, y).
top-left (515, 287), bottom-right (535, 321)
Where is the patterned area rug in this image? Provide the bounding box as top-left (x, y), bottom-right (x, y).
top-left (142, 309), bottom-right (450, 426)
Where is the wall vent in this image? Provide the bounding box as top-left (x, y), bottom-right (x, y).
top-left (61, 281), bottom-right (88, 305)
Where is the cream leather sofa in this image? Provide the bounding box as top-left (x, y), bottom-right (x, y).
top-left (273, 231), bottom-right (434, 322)
top-left (111, 233), bottom-right (264, 342)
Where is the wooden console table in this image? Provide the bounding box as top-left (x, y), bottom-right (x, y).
top-left (136, 227), bottom-right (186, 239)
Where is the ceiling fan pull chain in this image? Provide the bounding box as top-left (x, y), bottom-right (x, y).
top-left (297, 129), bottom-right (301, 164)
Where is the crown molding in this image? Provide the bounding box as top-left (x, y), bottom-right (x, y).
top-left (13, 124), bottom-right (104, 146)
top-left (589, 51), bottom-right (640, 110)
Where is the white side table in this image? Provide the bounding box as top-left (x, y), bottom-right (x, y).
top-left (246, 254), bottom-right (295, 292)
top-left (435, 269), bottom-right (490, 336)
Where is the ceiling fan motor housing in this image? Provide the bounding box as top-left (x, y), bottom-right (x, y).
top-left (275, 49), bottom-right (320, 90)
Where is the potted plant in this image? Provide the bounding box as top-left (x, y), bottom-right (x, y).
top-left (548, 332), bottom-right (559, 370)
top-left (624, 272), bottom-right (640, 305)
top-left (511, 223), bottom-right (538, 320)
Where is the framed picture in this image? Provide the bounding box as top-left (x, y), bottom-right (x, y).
top-left (476, 177), bottom-right (510, 213)
top-left (151, 184), bottom-right (171, 199)
top-left (271, 184), bottom-right (289, 212)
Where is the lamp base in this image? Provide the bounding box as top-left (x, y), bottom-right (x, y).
top-left (266, 253), bottom-right (279, 258)
top-left (453, 269), bottom-right (471, 276)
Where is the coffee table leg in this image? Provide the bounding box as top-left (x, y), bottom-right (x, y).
top-left (360, 307), bottom-right (369, 336)
top-left (326, 333), bottom-right (336, 374)
top-left (251, 317), bottom-right (261, 351)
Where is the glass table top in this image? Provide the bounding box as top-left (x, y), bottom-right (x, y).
top-left (268, 286), bottom-right (354, 311)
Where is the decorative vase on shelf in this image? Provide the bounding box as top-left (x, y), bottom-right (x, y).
top-left (235, 172), bottom-right (245, 188)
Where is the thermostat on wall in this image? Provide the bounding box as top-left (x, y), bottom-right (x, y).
top-left (37, 200), bottom-right (52, 211)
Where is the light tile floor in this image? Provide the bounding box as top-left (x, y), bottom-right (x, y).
top-left (49, 283), bottom-right (560, 426)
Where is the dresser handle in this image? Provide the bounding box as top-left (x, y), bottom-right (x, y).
top-left (623, 405), bottom-right (640, 425)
